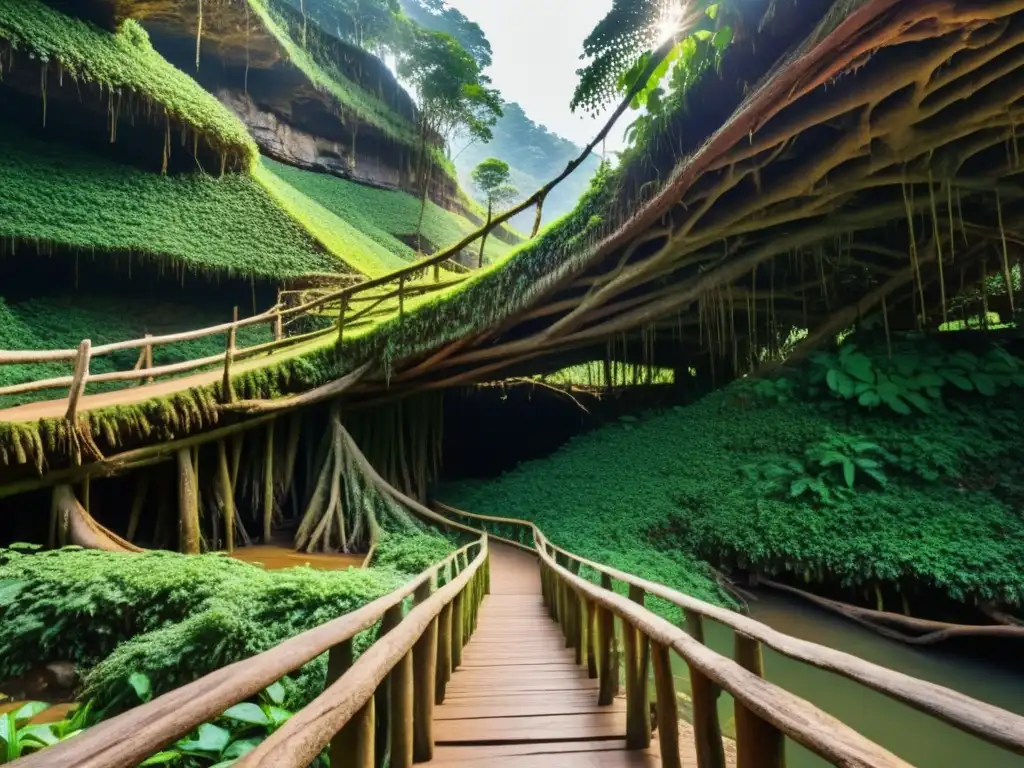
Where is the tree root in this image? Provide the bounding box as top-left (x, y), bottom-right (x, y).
top-left (759, 578), bottom-right (1024, 644)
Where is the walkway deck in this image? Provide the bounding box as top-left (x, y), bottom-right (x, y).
top-left (432, 544), bottom-right (688, 767)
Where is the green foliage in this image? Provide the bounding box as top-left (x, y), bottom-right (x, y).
top-left (0, 296), bottom-right (272, 408)
top-left (0, 125), bottom-right (341, 278)
top-left (0, 0), bottom-right (256, 164)
top-left (443, 343), bottom-right (1024, 611)
top-left (0, 547), bottom-right (412, 714)
top-left (371, 531), bottom-right (455, 574)
top-left (261, 157), bottom-right (514, 266)
top-left (571, 0), bottom-right (732, 118)
top-left (470, 158), bottom-right (517, 212)
top-left (0, 700), bottom-right (89, 763)
top-left (399, 0), bottom-right (491, 67)
top-left (249, 0), bottom-right (422, 149)
top-left (807, 342), bottom-right (1024, 414)
top-left (398, 27), bottom-right (502, 145)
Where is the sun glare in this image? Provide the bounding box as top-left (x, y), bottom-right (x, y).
top-left (655, 1), bottom-right (689, 43)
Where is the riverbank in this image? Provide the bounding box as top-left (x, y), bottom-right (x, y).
top-left (442, 341), bottom-right (1024, 623)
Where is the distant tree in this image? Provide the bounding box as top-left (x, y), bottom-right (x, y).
top-left (398, 28), bottom-right (502, 251)
top-left (299, 0), bottom-right (400, 50)
top-left (470, 159), bottom-right (517, 267)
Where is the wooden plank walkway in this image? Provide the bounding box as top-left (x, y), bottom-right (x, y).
top-left (431, 544), bottom-right (667, 767)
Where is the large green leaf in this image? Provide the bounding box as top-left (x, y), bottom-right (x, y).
top-left (841, 353), bottom-right (875, 384)
top-left (128, 672), bottom-right (152, 703)
top-left (0, 579), bottom-right (27, 607)
top-left (177, 723), bottom-right (232, 756)
top-left (222, 703), bottom-right (270, 727)
top-left (139, 750), bottom-right (181, 765)
top-left (263, 681), bottom-right (285, 706)
top-left (223, 738), bottom-right (263, 759)
top-left (903, 391), bottom-right (933, 414)
top-left (941, 370), bottom-right (974, 390)
top-left (883, 394), bottom-right (912, 415)
top-left (17, 725), bottom-right (59, 748)
top-left (970, 371), bottom-right (997, 396)
top-left (857, 390), bottom-right (881, 408)
top-left (13, 702), bottom-right (48, 726)
top-left (842, 459), bottom-right (856, 489)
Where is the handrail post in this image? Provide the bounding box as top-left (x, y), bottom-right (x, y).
top-left (735, 632), bottom-right (784, 768)
top-left (412, 577), bottom-right (437, 762)
top-left (652, 641), bottom-right (682, 768)
top-left (624, 585), bottom-right (651, 750)
top-left (221, 307), bottom-right (237, 404)
top-left (684, 607), bottom-right (726, 768)
top-left (337, 296), bottom-right (349, 344)
top-left (65, 339), bottom-right (91, 424)
top-left (435, 600), bottom-right (453, 704)
top-left (391, 650), bottom-right (414, 768)
top-left (328, 638), bottom-right (376, 767)
top-left (274, 290), bottom-right (284, 341)
top-left (451, 590), bottom-right (464, 670)
top-left (585, 598), bottom-right (598, 679)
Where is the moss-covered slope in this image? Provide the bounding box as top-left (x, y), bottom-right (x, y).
top-left (0, 125), bottom-right (342, 278)
top-left (442, 342), bottom-right (1024, 616)
top-left (263, 158), bottom-right (515, 267)
top-left (0, 0), bottom-right (257, 167)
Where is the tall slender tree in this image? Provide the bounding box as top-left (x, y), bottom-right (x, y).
top-left (470, 158), bottom-right (518, 266)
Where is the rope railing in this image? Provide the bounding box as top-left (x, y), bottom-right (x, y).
top-left (430, 502), bottom-right (1024, 766)
top-left (13, 535), bottom-right (490, 768)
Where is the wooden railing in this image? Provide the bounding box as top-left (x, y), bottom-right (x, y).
top-left (15, 535), bottom-right (489, 768)
top-left (431, 502), bottom-right (1024, 767)
top-left (0, 269), bottom-right (468, 415)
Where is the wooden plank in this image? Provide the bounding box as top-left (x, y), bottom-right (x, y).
top-left (433, 740), bottom-right (631, 760)
top-left (431, 749), bottom-right (660, 767)
top-left (435, 697), bottom-right (622, 720)
top-left (435, 712), bottom-right (626, 744)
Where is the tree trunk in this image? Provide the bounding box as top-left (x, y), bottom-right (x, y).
top-left (477, 201), bottom-right (492, 269)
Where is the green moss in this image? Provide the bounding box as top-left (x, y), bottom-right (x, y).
top-left (0, 0), bottom-right (256, 164)
top-left (0, 296), bottom-right (274, 408)
top-left (0, 125), bottom-right (341, 278)
top-left (253, 161), bottom-right (409, 277)
top-left (248, 0), bottom-right (419, 148)
top-left (441, 346), bottom-right (1024, 615)
top-left (262, 158), bottom-right (514, 267)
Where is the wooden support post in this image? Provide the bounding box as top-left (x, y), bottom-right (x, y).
top-left (690, 665), bottom-right (726, 768)
top-left (65, 339), bottom-right (91, 423)
top-left (734, 633), bottom-right (784, 768)
top-left (274, 293), bottom-right (284, 342)
top-left (176, 448), bottom-right (200, 554)
top-left (216, 441), bottom-right (235, 553)
top-left (326, 639), bottom-right (361, 767)
top-left (597, 604), bottom-right (617, 705)
top-left (624, 585), bottom-right (651, 750)
top-left (652, 641), bottom-right (682, 768)
top-left (684, 608), bottom-right (705, 643)
top-left (335, 697), bottom-right (374, 768)
top-left (145, 334), bottom-right (154, 385)
top-left (222, 308), bottom-right (238, 404)
top-left (451, 591), bottom-right (464, 670)
top-left (337, 296), bottom-right (349, 343)
top-left (435, 601), bottom-right (452, 704)
top-left (413, 619), bottom-right (438, 762)
top-left (262, 421), bottom-right (275, 543)
top-left (391, 650), bottom-right (414, 768)
top-left (575, 593), bottom-right (586, 666)
top-left (375, 604), bottom-right (404, 764)
top-left (586, 599), bottom-right (598, 679)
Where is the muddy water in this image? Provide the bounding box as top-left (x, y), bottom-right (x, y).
top-left (229, 545), bottom-right (365, 571)
top-left (670, 592), bottom-right (1024, 767)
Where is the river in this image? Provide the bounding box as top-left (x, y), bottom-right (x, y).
top-left (670, 591), bottom-right (1024, 766)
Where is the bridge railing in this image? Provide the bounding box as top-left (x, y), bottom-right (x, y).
top-left (432, 502), bottom-right (1024, 767)
top-left (0, 269), bottom-right (467, 417)
top-left (14, 535), bottom-right (489, 768)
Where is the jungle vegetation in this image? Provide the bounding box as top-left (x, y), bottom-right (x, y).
top-left (444, 339), bottom-right (1024, 622)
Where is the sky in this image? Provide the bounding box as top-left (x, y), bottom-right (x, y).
top-left (447, 0), bottom-right (626, 154)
